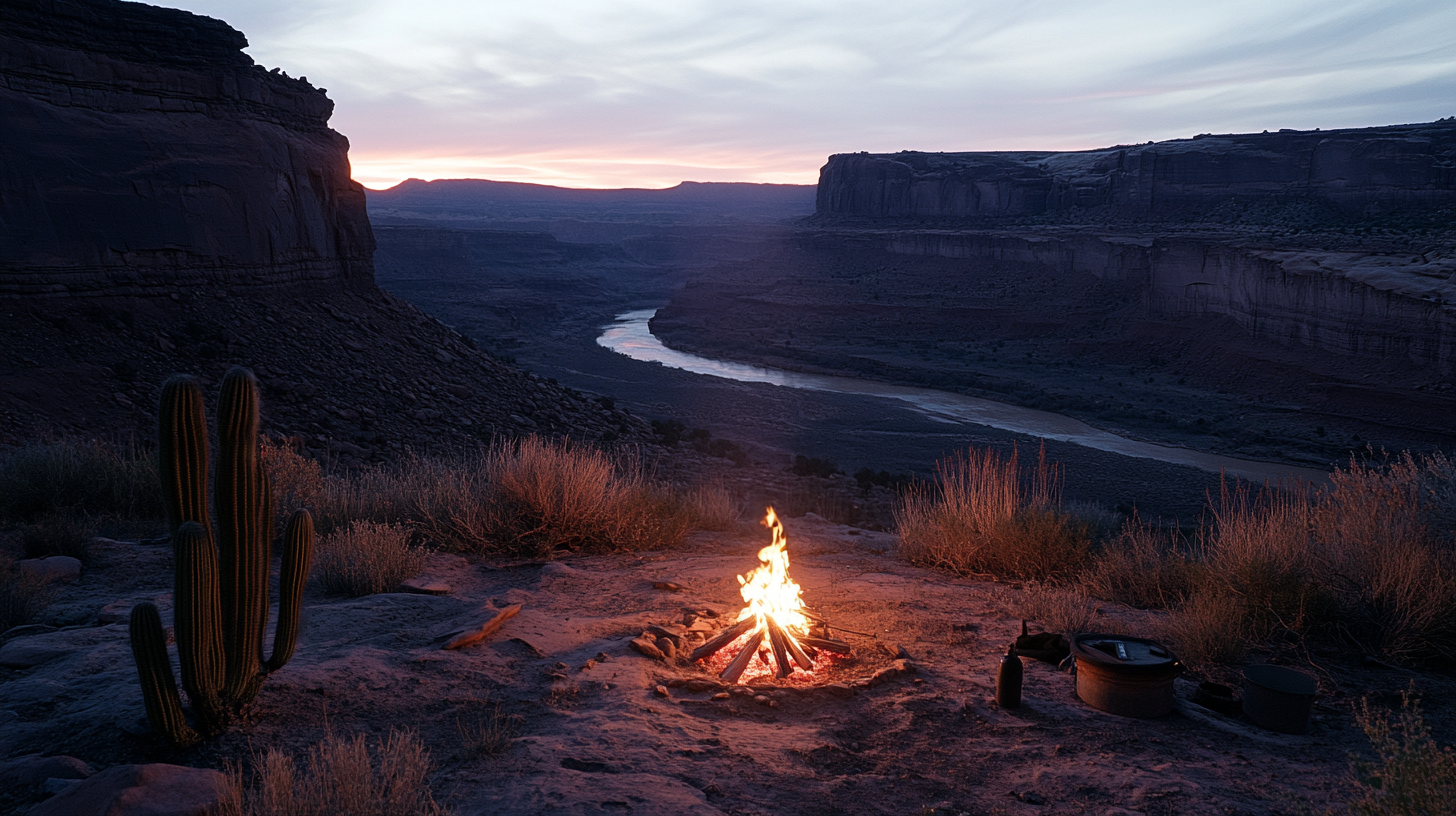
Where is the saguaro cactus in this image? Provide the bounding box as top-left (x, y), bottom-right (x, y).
top-left (129, 367), bottom-right (314, 746)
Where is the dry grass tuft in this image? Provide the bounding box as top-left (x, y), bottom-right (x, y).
top-left (896, 445), bottom-right (1092, 580)
top-left (685, 482), bottom-right (740, 532)
top-left (0, 439), bottom-right (161, 522)
top-left (1160, 589), bottom-right (1249, 666)
top-left (303, 438), bottom-right (701, 557)
top-left (314, 521), bottom-right (425, 597)
top-left (1012, 584), bottom-right (1102, 635)
top-left (1349, 689), bottom-right (1456, 815)
top-left (217, 729), bottom-right (445, 816)
top-left (1083, 518), bottom-right (1202, 610)
top-left (455, 699), bottom-right (517, 757)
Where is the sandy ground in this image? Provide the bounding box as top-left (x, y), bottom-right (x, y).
top-left (0, 515), bottom-right (1401, 815)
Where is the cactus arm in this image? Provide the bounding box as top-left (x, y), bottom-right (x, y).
top-left (215, 367), bottom-right (268, 703)
top-left (157, 376), bottom-right (210, 535)
top-left (265, 509), bottom-right (314, 673)
top-left (171, 521), bottom-right (227, 736)
top-left (128, 602), bottom-right (200, 748)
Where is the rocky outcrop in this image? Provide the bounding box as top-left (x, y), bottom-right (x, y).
top-left (0, 0), bottom-right (374, 297)
top-left (878, 229), bottom-right (1456, 377)
top-left (817, 121), bottom-right (1456, 224)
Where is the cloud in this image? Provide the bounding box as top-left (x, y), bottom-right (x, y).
top-left (165, 0), bottom-right (1456, 188)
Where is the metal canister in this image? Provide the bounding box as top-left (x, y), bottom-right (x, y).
top-left (995, 644), bottom-right (1023, 708)
top-left (1071, 634), bottom-right (1181, 718)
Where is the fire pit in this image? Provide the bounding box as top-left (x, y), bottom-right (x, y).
top-left (689, 508), bottom-right (855, 683)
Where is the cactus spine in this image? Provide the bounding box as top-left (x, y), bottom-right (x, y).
top-left (128, 367), bottom-right (314, 745)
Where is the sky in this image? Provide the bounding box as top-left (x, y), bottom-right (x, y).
top-left (165, 0), bottom-right (1456, 190)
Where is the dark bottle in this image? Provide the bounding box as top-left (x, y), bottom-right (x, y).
top-left (996, 644), bottom-right (1023, 708)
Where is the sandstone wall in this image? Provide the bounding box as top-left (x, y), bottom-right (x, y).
top-left (0, 0), bottom-right (374, 297)
top-left (817, 121), bottom-right (1456, 221)
top-left (876, 230), bottom-right (1456, 376)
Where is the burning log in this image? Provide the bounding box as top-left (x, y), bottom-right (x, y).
top-left (720, 629), bottom-right (765, 684)
top-left (765, 616), bottom-right (793, 679)
top-left (442, 604), bottom-right (522, 650)
top-left (689, 616), bottom-right (755, 662)
top-left (766, 614), bottom-right (814, 673)
top-left (798, 636), bottom-right (853, 654)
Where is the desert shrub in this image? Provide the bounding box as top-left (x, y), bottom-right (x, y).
top-left (1199, 479), bottom-right (1335, 637)
top-left (474, 436), bottom-right (695, 556)
top-left (302, 439), bottom-right (704, 557)
top-left (1160, 588), bottom-right (1249, 665)
top-left (0, 550), bottom-right (55, 632)
top-left (897, 445), bottom-right (1090, 579)
top-left (1083, 519), bottom-right (1203, 609)
top-left (1313, 455), bottom-right (1456, 662)
top-left (217, 729), bottom-right (445, 816)
top-left (1349, 690), bottom-right (1456, 815)
top-left (260, 438), bottom-right (325, 529)
top-left (1013, 584), bottom-right (1101, 635)
top-left (791, 455), bottom-right (841, 478)
top-left (0, 439), bottom-right (161, 522)
top-left (685, 483), bottom-right (739, 531)
top-left (314, 521), bottom-right (424, 597)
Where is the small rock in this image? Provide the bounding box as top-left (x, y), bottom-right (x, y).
top-left (629, 637), bottom-right (666, 661)
top-left (655, 637), bottom-right (677, 658)
top-left (665, 678), bottom-right (686, 688)
top-left (581, 659), bottom-right (597, 671)
top-left (654, 685), bottom-right (669, 697)
top-left (398, 578), bottom-right (450, 596)
top-left (595, 652), bottom-right (610, 662)
top-left (17, 556), bottom-right (82, 584)
top-left (711, 692), bottom-right (730, 701)
top-left (825, 683), bottom-right (855, 698)
top-left (685, 679), bottom-right (721, 694)
top-left (753, 695), bottom-right (771, 706)
top-left (28, 763), bottom-right (225, 816)
top-left (653, 581), bottom-right (684, 592)
top-left (97, 600), bottom-right (133, 625)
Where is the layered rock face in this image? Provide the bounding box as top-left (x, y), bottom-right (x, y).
top-left (817, 121), bottom-right (1456, 223)
top-left (882, 230), bottom-right (1456, 377)
top-left (0, 0), bottom-right (374, 297)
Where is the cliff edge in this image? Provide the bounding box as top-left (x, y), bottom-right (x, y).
top-left (0, 0), bottom-right (375, 297)
top-left (817, 121), bottom-right (1456, 226)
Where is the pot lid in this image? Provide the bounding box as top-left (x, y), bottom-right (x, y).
top-left (1071, 634), bottom-right (1179, 672)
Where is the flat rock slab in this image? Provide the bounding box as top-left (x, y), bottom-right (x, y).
top-left (17, 556), bottom-right (82, 583)
top-left (0, 638), bottom-right (76, 670)
top-left (399, 578), bottom-right (451, 595)
top-left (0, 753), bottom-right (92, 786)
top-left (28, 763), bottom-right (224, 816)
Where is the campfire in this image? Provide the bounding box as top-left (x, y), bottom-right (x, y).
top-left (690, 508), bottom-right (852, 682)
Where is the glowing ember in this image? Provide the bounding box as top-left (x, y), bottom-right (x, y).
top-left (694, 507), bottom-right (830, 682)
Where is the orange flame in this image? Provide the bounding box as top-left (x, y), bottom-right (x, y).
top-left (737, 507), bottom-right (809, 635)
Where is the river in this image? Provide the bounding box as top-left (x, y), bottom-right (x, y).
top-left (598, 308), bottom-right (1328, 485)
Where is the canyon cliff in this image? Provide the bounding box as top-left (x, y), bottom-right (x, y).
top-left (0, 0), bottom-right (640, 455)
top-left (0, 0), bottom-right (374, 297)
top-left (817, 121), bottom-right (1456, 225)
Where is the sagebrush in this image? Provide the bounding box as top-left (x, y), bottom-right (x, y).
top-left (216, 729), bottom-right (445, 816)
